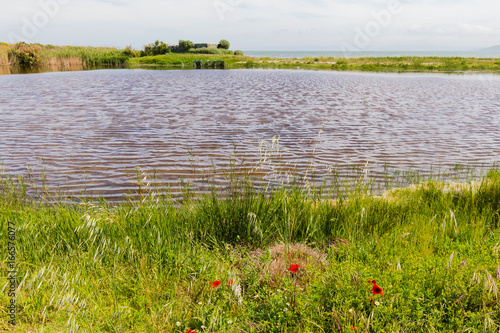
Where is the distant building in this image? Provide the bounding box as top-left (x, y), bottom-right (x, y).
top-left (194, 43), bottom-right (218, 49)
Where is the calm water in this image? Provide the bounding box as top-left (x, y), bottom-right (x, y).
top-left (1, 69), bottom-right (499, 200)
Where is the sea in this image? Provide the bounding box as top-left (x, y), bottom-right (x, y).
top-left (243, 51), bottom-right (500, 59)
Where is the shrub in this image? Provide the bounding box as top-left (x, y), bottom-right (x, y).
top-left (188, 47), bottom-right (224, 55)
top-left (9, 42), bottom-right (41, 66)
top-left (218, 39), bottom-right (230, 50)
top-left (234, 50), bottom-right (244, 56)
top-left (142, 40), bottom-right (170, 57)
top-left (122, 45), bottom-right (140, 57)
top-left (179, 40), bottom-right (195, 52)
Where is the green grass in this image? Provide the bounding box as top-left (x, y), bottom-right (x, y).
top-left (131, 54), bottom-right (500, 73)
top-left (129, 53), bottom-right (248, 67)
top-left (40, 45), bottom-right (130, 66)
top-left (1, 163), bottom-right (500, 332)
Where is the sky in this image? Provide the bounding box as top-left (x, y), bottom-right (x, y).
top-left (1, 0), bottom-right (499, 51)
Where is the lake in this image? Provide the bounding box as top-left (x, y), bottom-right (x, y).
top-left (1, 69), bottom-right (499, 201)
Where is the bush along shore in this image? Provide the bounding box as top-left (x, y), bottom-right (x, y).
top-left (1, 165), bottom-right (500, 332)
top-left (2, 41), bottom-right (500, 73)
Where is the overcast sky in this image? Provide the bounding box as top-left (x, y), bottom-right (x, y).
top-left (1, 0), bottom-right (499, 51)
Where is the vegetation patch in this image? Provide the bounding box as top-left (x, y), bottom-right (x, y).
top-left (1, 165), bottom-right (500, 331)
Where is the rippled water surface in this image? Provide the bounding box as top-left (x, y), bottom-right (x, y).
top-left (1, 69), bottom-right (499, 200)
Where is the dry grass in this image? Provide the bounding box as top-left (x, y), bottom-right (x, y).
top-left (264, 243), bottom-right (327, 284)
top-left (0, 42), bottom-right (11, 65)
top-left (381, 180), bottom-right (483, 202)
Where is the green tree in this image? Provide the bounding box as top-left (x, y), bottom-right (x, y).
top-left (179, 40), bottom-right (195, 52)
top-left (218, 39), bottom-right (230, 50)
top-left (142, 40), bottom-right (170, 56)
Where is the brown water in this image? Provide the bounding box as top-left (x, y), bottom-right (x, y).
top-left (0, 69), bottom-right (499, 200)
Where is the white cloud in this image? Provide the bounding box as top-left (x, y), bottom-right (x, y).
top-left (0, 0), bottom-right (499, 50)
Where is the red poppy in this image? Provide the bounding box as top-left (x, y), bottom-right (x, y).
top-left (370, 280), bottom-right (383, 295)
top-left (227, 279), bottom-right (234, 286)
top-left (211, 281), bottom-right (221, 288)
top-left (187, 330), bottom-right (197, 333)
top-left (288, 264), bottom-right (299, 273)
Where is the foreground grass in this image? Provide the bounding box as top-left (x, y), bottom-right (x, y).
top-left (1, 169), bottom-right (500, 332)
top-left (131, 54), bottom-right (500, 73)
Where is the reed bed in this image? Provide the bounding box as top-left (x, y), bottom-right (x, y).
top-left (40, 46), bottom-right (129, 66)
top-left (1, 156), bottom-right (500, 332)
top-left (0, 43), bottom-right (10, 66)
top-left (0, 43), bottom-right (129, 67)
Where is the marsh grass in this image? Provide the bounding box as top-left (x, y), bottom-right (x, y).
top-left (40, 46), bottom-right (129, 66)
top-left (0, 43), bottom-right (130, 67)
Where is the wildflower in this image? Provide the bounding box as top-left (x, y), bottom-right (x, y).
top-left (286, 302), bottom-right (290, 306)
top-left (352, 327), bottom-right (357, 330)
top-left (187, 330), bottom-right (197, 333)
top-left (349, 308), bottom-right (354, 314)
top-left (198, 301), bottom-right (203, 305)
top-left (211, 281), bottom-right (221, 288)
top-left (368, 280), bottom-right (383, 295)
top-left (283, 308), bottom-right (288, 312)
top-left (176, 321), bottom-right (181, 326)
top-left (375, 301), bottom-right (380, 306)
top-left (277, 289), bottom-right (281, 292)
top-left (201, 325), bottom-right (206, 330)
top-left (227, 279), bottom-right (234, 286)
top-left (227, 320), bottom-right (233, 324)
top-left (288, 264), bottom-right (299, 273)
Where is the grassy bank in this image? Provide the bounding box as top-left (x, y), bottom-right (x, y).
top-left (1, 166), bottom-right (500, 332)
top-left (131, 53), bottom-right (500, 73)
top-left (129, 53), bottom-right (248, 68)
